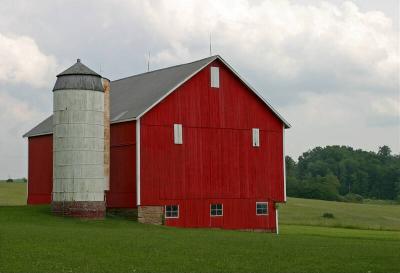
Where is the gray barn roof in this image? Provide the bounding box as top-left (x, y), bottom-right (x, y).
top-left (24, 55), bottom-right (290, 138)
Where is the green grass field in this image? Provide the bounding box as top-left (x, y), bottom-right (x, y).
top-left (280, 197), bottom-right (400, 231)
top-left (0, 183), bottom-right (399, 272)
top-left (0, 182), bottom-right (26, 206)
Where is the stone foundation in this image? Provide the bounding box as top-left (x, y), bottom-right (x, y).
top-left (107, 208), bottom-right (138, 220)
top-left (138, 206), bottom-right (164, 225)
top-left (52, 201), bottom-right (106, 219)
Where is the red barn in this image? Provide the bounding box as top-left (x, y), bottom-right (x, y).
top-left (24, 55), bottom-right (290, 232)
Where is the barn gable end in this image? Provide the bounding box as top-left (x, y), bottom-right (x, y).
top-left (139, 58), bottom-right (286, 229)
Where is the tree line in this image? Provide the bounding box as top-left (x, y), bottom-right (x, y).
top-left (286, 145), bottom-right (400, 202)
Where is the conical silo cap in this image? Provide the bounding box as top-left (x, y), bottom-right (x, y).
top-left (53, 59), bottom-right (103, 92)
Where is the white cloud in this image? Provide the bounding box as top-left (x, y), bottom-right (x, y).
top-left (371, 97), bottom-right (399, 117)
top-left (0, 91), bottom-right (46, 178)
top-left (0, 33), bottom-right (57, 88)
top-left (0, 33), bottom-right (55, 177)
top-left (282, 91), bottom-right (400, 158)
top-left (368, 96), bottom-right (400, 127)
top-left (129, 0), bottom-right (398, 97)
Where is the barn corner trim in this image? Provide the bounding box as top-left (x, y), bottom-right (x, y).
top-left (136, 118), bottom-right (141, 206)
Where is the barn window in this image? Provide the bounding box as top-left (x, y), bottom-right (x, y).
top-left (165, 205), bottom-right (179, 218)
top-left (252, 128), bottom-right (260, 147)
top-left (211, 67), bottom-right (220, 88)
top-left (210, 203), bottom-right (223, 216)
top-left (174, 124), bottom-right (183, 144)
top-left (256, 202), bottom-right (268, 215)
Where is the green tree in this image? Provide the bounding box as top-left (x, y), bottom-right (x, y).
top-left (286, 145), bottom-right (399, 201)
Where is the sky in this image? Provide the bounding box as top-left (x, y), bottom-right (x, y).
top-left (0, 0), bottom-right (398, 179)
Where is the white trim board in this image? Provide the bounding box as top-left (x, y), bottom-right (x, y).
top-left (136, 118), bottom-right (141, 206)
top-left (276, 207), bottom-right (279, 235)
top-left (283, 124), bottom-right (287, 202)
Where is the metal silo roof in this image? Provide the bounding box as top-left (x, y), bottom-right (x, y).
top-left (53, 59), bottom-right (103, 92)
top-left (57, 59), bottom-right (101, 77)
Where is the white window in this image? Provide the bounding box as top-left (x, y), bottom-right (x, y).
top-left (256, 202), bottom-right (268, 215)
top-left (174, 124), bottom-right (183, 144)
top-left (210, 203), bottom-right (223, 216)
top-left (211, 66), bottom-right (220, 88)
top-left (165, 205), bottom-right (179, 218)
top-left (252, 128), bottom-right (260, 147)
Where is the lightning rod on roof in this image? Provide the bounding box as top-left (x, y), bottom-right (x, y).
top-left (147, 51), bottom-right (151, 72)
top-left (209, 33), bottom-right (212, 56)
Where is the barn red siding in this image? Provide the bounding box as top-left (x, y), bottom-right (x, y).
top-left (140, 60), bottom-right (284, 230)
top-left (106, 121), bottom-right (136, 208)
top-left (27, 134), bottom-right (53, 204)
top-left (28, 121), bottom-right (137, 208)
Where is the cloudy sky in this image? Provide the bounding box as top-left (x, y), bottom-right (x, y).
top-left (0, 0), bottom-right (398, 179)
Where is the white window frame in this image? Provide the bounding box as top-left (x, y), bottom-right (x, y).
top-left (165, 205), bottom-right (179, 219)
top-left (210, 203), bottom-right (223, 217)
top-left (252, 128), bottom-right (260, 147)
top-left (174, 123), bottom-right (183, 144)
top-left (256, 202), bottom-right (268, 215)
top-left (211, 66), bottom-right (220, 88)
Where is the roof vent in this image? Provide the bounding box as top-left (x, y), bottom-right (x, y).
top-left (77, 58), bottom-right (81, 63)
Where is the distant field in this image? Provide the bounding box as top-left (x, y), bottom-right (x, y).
top-left (0, 205), bottom-right (399, 273)
top-left (280, 197), bottom-right (400, 231)
top-left (0, 182), bottom-right (26, 206)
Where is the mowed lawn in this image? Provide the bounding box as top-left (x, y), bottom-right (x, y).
top-left (0, 183), bottom-right (399, 273)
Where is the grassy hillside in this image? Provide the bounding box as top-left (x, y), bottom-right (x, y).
top-left (280, 197), bottom-right (400, 231)
top-left (0, 205), bottom-right (399, 273)
top-left (0, 182), bottom-right (26, 206)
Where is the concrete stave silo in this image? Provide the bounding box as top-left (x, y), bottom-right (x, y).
top-left (51, 59), bottom-right (107, 218)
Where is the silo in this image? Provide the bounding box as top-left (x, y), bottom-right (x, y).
top-left (52, 59), bottom-right (106, 218)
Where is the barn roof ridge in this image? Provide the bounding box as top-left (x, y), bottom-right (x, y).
top-left (23, 55), bottom-right (290, 138)
top-left (112, 55), bottom-right (218, 83)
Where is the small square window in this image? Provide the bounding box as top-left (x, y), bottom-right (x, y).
top-left (165, 205), bottom-right (179, 218)
top-left (256, 202), bottom-right (268, 215)
top-left (210, 203), bottom-right (223, 216)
